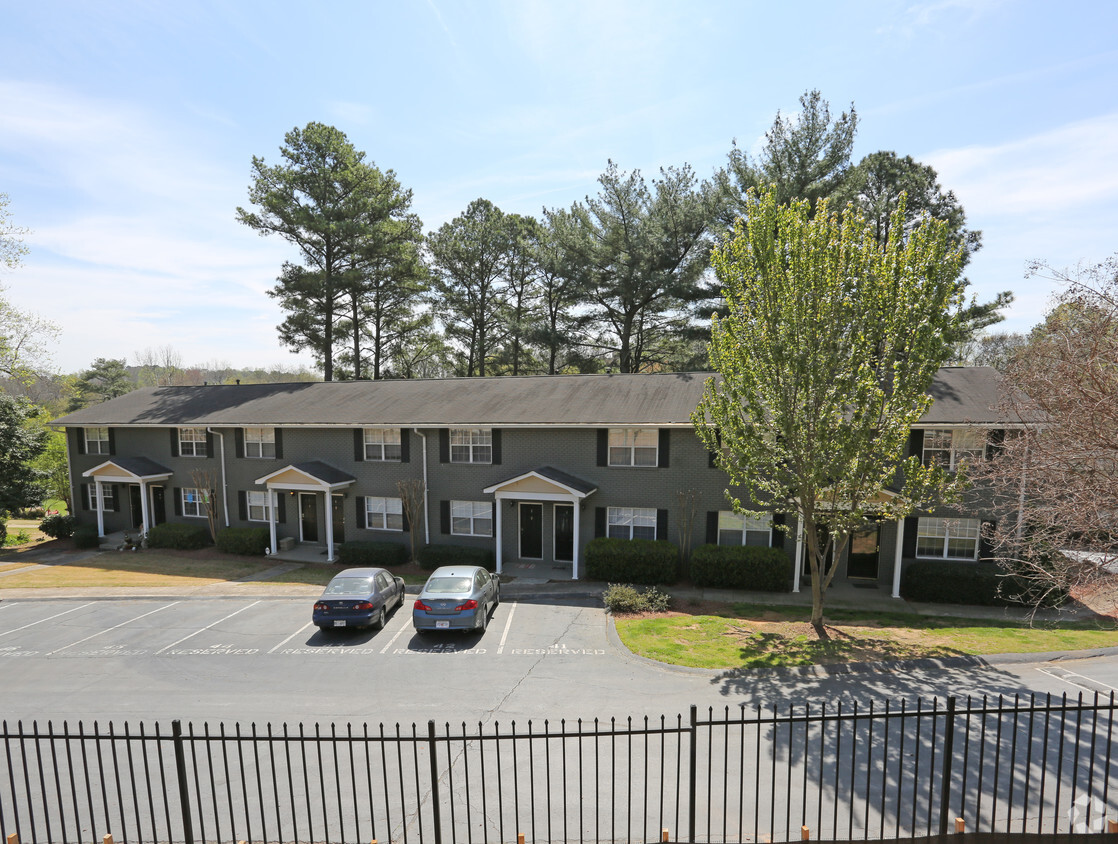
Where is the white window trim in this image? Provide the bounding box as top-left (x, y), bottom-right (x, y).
top-left (450, 428), bottom-right (492, 464)
top-left (364, 428), bottom-right (402, 462)
top-left (608, 428), bottom-right (659, 468)
top-left (246, 490), bottom-right (271, 523)
top-left (915, 517), bottom-right (981, 561)
top-left (922, 428), bottom-right (986, 471)
top-left (181, 487), bottom-right (208, 519)
top-left (450, 500), bottom-right (493, 537)
top-left (243, 427), bottom-right (276, 459)
top-left (88, 483), bottom-right (115, 512)
top-left (717, 511), bottom-right (772, 547)
top-left (179, 427), bottom-right (207, 458)
top-left (607, 506), bottom-right (658, 541)
top-left (85, 427), bottom-right (110, 455)
top-left (365, 496), bottom-right (404, 532)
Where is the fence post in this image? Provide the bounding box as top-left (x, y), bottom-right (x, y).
top-left (171, 720), bottom-right (194, 844)
top-left (688, 705), bottom-right (697, 844)
top-left (938, 697), bottom-right (957, 837)
top-left (428, 720), bottom-right (443, 844)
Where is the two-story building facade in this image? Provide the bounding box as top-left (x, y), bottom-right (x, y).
top-left (52, 367), bottom-right (1008, 596)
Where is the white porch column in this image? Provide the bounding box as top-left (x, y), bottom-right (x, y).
top-left (139, 481), bottom-right (151, 536)
top-left (325, 491), bottom-right (336, 562)
top-left (94, 479), bottom-right (105, 537)
top-left (891, 517), bottom-right (905, 598)
top-left (572, 501), bottom-right (581, 580)
top-left (494, 496), bottom-right (503, 575)
top-left (268, 488), bottom-right (278, 555)
top-left (793, 516), bottom-right (803, 593)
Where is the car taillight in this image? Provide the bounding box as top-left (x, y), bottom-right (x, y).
top-left (354, 602), bottom-right (374, 611)
top-left (454, 599), bottom-right (478, 611)
top-left (414, 599), bottom-right (432, 611)
top-left (314, 602), bottom-right (328, 612)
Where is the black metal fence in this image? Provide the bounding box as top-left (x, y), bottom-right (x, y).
top-left (2, 693), bottom-right (1116, 844)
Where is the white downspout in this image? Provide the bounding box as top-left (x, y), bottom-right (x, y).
top-left (94, 478), bottom-right (105, 538)
top-left (207, 428), bottom-right (230, 527)
top-left (793, 517), bottom-right (803, 593)
top-left (413, 429), bottom-right (430, 545)
top-left (892, 517), bottom-right (905, 598)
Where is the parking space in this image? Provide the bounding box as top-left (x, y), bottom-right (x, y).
top-left (0, 597), bottom-right (609, 662)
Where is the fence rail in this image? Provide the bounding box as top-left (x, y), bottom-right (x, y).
top-left (2, 693), bottom-right (1115, 843)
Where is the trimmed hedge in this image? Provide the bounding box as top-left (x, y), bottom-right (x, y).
top-left (689, 544), bottom-right (793, 592)
top-left (416, 544), bottom-right (495, 571)
top-left (584, 537), bottom-right (678, 585)
top-left (215, 527), bottom-right (270, 556)
top-left (901, 560), bottom-right (1067, 607)
top-left (73, 525), bottom-right (100, 549)
top-left (40, 514), bottom-right (77, 539)
top-left (339, 541), bottom-right (409, 567)
top-left (146, 522), bottom-right (211, 551)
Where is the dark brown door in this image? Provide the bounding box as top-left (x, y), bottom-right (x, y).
top-left (554, 504), bottom-right (574, 562)
top-left (332, 494), bottom-right (345, 544)
top-left (847, 524), bottom-right (881, 579)
top-left (520, 503), bottom-right (543, 559)
top-left (300, 494), bottom-right (318, 542)
top-left (151, 486), bottom-right (166, 526)
top-left (129, 485), bottom-right (143, 529)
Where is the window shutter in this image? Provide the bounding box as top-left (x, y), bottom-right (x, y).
top-left (658, 429), bottom-right (670, 468)
top-left (205, 431), bottom-right (215, 459)
top-left (980, 520), bottom-right (996, 561)
top-left (276, 494), bottom-right (286, 524)
top-left (358, 497), bottom-right (367, 529)
top-left (908, 429), bottom-right (924, 465)
top-left (440, 500), bottom-right (450, 534)
top-left (234, 428), bottom-right (244, 458)
top-left (81, 484), bottom-right (90, 511)
top-left (597, 430), bottom-right (608, 466)
top-left (595, 507), bottom-right (606, 538)
top-left (771, 512), bottom-right (786, 549)
top-left (354, 429), bottom-right (365, 462)
top-left (656, 509), bottom-right (668, 541)
top-left (76, 430), bottom-right (86, 455)
top-left (402, 508), bottom-right (411, 532)
top-left (491, 429), bottom-right (502, 465)
top-left (238, 491), bottom-right (247, 522)
top-left (107, 429), bottom-right (116, 456)
top-left (706, 511), bottom-right (718, 545)
top-left (400, 429), bottom-right (410, 463)
top-left (273, 428), bottom-right (283, 459)
top-left (170, 428), bottom-right (179, 457)
top-left (985, 429), bottom-right (1005, 460)
top-left (439, 429), bottom-right (449, 463)
top-left (902, 516), bottom-right (919, 558)
top-left (173, 488), bottom-right (182, 516)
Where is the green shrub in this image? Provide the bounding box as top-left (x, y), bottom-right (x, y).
top-left (901, 561), bottom-right (1067, 607)
top-left (584, 537), bottom-right (678, 585)
top-left (339, 541), bottom-right (408, 567)
top-left (40, 514), bottom-right (77, 539)
top-left (689, 544), bottom-right (793, 592)
top-left (0, 520), bottom-right (6, 543)
top-left (215, 527), bottom-right (270, 556)
top-left (146, 522), bottom-right (211, 550)
top-left (602, 583), bottom-right (672, 614)
top-left (416, 543), bottom-right (495, 571)
top-left (16, 506), bottom-right (46, 519)
top-left (4, 529), bottom-right (32, 546)
top-left (73, 525), bottom-right (100, 549)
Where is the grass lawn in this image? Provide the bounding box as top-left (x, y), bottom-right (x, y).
top-left (264, 564), bottom-right (429, 587)
top-left (0, 551), bottom-right (275, 588)
top-left (614, 603), bottom-right (1118, 669)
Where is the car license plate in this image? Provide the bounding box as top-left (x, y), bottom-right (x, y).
top-left (435, 620), bottom-right (450, 629)
top-left (333, 620), bottom-right (346, 627)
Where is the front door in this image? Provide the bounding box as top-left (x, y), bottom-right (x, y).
top-left (847, 524), bottom-right (881, 580)
top-left (128, 484), bottom-right (143, 529)
top-left (300, 493), bottom-right (319, 542)
top-left (332, 494), bottom-right (345, 544)
top-left (519, 503), bottom-right (543, 559)
top-left (554, 504), bottom-right (574, 562)
top-left (150, 486), bottom-right (167, 526)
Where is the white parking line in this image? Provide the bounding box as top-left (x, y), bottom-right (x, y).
top-left (0, 602), bottom-right (95, 638)
top-left (46, 602), bottom-right (180, 656)
top-left (496, 602), bottom-right (517, 654)
top-left (1038, 665), bottom-right (1118, 695)
top-left (269, 622), bottom-right (314, 654)
top-left (156, 601), bottom-right (262, 655)
top-left (378, 609), bottom-right (413, 654)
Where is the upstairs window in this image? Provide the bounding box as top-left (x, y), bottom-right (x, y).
top-left (244, 427), bottom-right (275, 459)
top-left (609, 429), bottom-right (658, 467)
top-left (450, 428), bottom-right (492, 464)
top-left (717, 511), bottom-right (772, 547)
top-left (364, 428), bottom-right (402, 461)
top-left (84, 427), bottom-right (110, 455)
top-left (179, 427), bottom-right (207, 457)
top-left (607, 507), bottom-right (657, 540)
top-left (916, 517), bottom-right (980, 560)
top-left (923, 428), bottom-right (985, 471)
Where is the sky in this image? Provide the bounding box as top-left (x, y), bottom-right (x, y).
top-left (1, 0), bottom-right (1116, 375)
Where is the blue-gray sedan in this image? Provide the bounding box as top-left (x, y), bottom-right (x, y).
top-left (313, 567), bottom-right (405, 631)
top-left (413, 565), bottom-right (500, 633)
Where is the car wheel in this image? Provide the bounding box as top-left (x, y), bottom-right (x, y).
top-left (373, 607), bottom-right (387, 630)
top-left (493, 583), bottom-right (500, 607)
top-left (477, 607), bottom-right (488, 632)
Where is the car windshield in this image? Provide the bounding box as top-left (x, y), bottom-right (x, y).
top-left (324, 578), bottom-right (374, 596)
top-left (425, 576), bottom-right (472, 594)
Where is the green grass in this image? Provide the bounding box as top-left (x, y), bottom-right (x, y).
top-left (614, 602), bottom-right (1118, 669)
top-left (264, 564), bottom-right (428, 587)
top-left (0, 552), bottom-right (273, 588)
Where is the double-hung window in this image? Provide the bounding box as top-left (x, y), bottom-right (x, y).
top-left (182, 488), bottom-right (207, 518)
top-left (923, 429), bottom-right (985, 471)
top-left (179, 427), bottom-right (207, 457)
top-left (364, 429), bottom-right (402, 461)
top-left (717, 511), bottom-right (772, 547)
top-left (450, 428), bottom-right (492, 464)
top-left (88, 483), bottom-right (115, 512)
top-left (244, 427), bottom-right (275, 458)
top-left (246, 490), bottom-right (271, 522)
top-left (365, 496), bottom-right (404, 531)
top-left (84, 427), bottom-right (110, 455)
top-left (608, 429), bottom-right (658, 467)
top-left (916, 517), bottom-right (981, 560)
top-left (607, 507), bottom-right (657, 540)
top-left (451, 501), bottom-right (492, 536)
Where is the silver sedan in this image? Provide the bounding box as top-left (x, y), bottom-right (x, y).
top-left (412, 565), bottom-right (500, 633)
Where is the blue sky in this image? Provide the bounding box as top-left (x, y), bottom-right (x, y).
top-left (1, 0), bottom-right (1116, 374)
